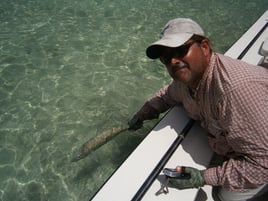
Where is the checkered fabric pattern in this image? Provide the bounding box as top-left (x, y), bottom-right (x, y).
top-left (136, 53), bottom-right (268, 192)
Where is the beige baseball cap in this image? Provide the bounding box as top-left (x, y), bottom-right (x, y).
top-left (146, 18), bottom-right (204, 59)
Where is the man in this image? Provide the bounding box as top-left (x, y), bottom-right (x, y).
top-left (128, 18), bottom-right (268, 201)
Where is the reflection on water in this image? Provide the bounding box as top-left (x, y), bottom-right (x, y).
top-left (0, 0), bottom-right (267, 200)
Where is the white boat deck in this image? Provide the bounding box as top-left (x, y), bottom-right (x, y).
top-left (225, 10), bottom-right (268, 63)
top-left (91, 10), bottom-right (268, 201)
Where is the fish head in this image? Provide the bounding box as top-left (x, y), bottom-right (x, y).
top-left (70, 153), bottom-right (85, 162)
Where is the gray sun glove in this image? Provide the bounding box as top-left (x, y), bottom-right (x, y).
top-left (169, 167), bottom-right (205, 189)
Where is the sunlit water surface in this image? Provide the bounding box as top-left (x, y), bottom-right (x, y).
top-left (0, 0), bottom-right (267, 200)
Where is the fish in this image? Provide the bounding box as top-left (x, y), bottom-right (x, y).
top-left (71, 125), bottom-right (129, 162)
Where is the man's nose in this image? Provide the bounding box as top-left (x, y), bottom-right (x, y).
top-left (170, 57), bottom-right (182, 65)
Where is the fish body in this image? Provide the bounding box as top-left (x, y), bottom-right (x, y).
top-left (71, 125), bottom-right (128, 162)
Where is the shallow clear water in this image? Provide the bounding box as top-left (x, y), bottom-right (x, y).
top-left (0, 0), bottom-right (267, 200)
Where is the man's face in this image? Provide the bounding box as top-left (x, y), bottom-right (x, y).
top-left (160, 39), bottom-right (211, 88)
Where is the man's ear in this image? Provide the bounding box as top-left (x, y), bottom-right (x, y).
top-left (200, 39), bottom-right (211, 57)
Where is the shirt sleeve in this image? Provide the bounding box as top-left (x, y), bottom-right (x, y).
top-left (204, 80), bottom-right (268, 191)
top-left (136, 82), bottom-right (179, 121)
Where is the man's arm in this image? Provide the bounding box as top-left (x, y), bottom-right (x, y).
top-left (204, 81), bottom-right (268, 191)
top-left (129, 82), bottom-right (179, 130)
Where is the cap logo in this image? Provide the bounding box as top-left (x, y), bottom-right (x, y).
top-left (160, 24), bottom-right (170, 38)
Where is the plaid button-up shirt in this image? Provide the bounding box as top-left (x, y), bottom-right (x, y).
top-left (136, 53), bottom-right (268, 191)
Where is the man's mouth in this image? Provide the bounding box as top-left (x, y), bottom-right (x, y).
top-left (172, 62), bottom-right (188, 73)
top-left (178, 62), bottom-right (188, 68)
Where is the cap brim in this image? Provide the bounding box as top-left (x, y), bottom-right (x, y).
top-left (146, 33), bottom-right (193, 59)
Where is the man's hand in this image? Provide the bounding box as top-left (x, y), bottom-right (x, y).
top-left (128, 115), bottom-right (143, 131)
top-left (169, 166), bottom-right (205, 189)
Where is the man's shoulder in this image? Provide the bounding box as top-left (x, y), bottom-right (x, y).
top-left (214, 52), bottom-right (266, 73)
top-left (214, 53), bottom-right (266, 79)
top-left (212, 53), bottom-right (268, 93)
